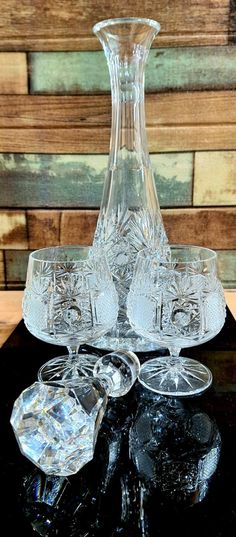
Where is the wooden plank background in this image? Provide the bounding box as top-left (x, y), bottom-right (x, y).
top-left (0, 0), bottom-right (235, 289)
top-left (0, 1), bottom-right (230, 50)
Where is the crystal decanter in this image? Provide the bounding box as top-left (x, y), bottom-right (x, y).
top-left (92, 18), bottom-right (169, 352)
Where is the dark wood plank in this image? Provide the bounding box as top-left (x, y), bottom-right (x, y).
top-left (60, 210), bottom-right (99, 246)
top-left (0, 210), bottom-right (27, 249)
top-left (59, 208), bottom-right (236, 250)
top-left (0, 95), bottom-right (112, 127)
top-left (27, 210), bottom-right (61, 249)
top-left (1, 125), bottom-right (236, 153)
top-left (229, 0), bottom-right (236, 43)
top-left (4, 207), bottom-right (236, 288)
top-left (1, 92), bottom-right (236, 152)
top-left (0, 251), bottom-right (5, 289)
top-left (0, 1), bottom-right (229, 50)
top-left (164, 208), bottom-right (236, 250)
top-left (1, 92), bottom-right (236, 128)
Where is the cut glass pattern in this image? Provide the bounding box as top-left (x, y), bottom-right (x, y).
top-left (92, 18), bottom-right (170, 351)
top-left (23, 254), bottom-right (118, 348)
top-left (11, 380), bottom-right (107, 476)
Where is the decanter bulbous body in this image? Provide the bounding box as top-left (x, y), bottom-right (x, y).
top-left (92, 18), bottom-right (169, 352)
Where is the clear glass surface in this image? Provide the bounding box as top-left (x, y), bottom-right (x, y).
top-left (93, 350), bottom-right (140, 397)
top-left (92, 18), bottom-right (169, 352)
top-left (22, 246), bottom-right (118, 381)
top-left (127, 245), bottom-right (226, 396)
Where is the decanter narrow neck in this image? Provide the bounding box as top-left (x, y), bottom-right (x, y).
top-left (93, 19), bottom-right (160, 168)
top-left (108, 49), bottom-right (149, 165)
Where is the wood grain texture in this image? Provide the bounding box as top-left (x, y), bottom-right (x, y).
top-left (229, 0), bottom-right (236, 43)
top-left (0, 211), bottom-right (27, 249)
top-left (0, 92), bottom-right (236, 153)
top-left (0, 53), bottom-right (27, 94)
top-left (194, 152), bottom-right (236, 206)
top-left (0, 1), bottom-right (229, 51)
top-left (2, 92), bottom-right (236, 128)
top-left (30, 48), bottom-right (236, 94)
top-left (5, 208), bottom-right (236, 289)
top-left (0, 153), bottom-right (192, 208)
top-left (27, 210), bottom-right (61, 249)
top-left (0, 251), bottom-right (5, 289)
top-left (163, 208), bottom-right (236, 250)
top-left (2, 125), bottom-right (236, 153)
top-left (58, 208), bottom-right (236, 250)
top-left (0, 290), bottom-right (23, 345)
top-left (60, 210), bottom-right (99, 246)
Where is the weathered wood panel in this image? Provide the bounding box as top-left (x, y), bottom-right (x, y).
top-left (27, 210), bottom-right (61, 249)
top-left (0, 251), bottom-right (5, 289)
top-left (0, 95), bottom-right (112, 128)
top-left (0, 211), bottom-right (27, 249)
top-left (0, 153), bottom-right (193, 208)
top-left (229, 0), bottom-right (236, 43)
top-left (1, 125), bottom-right (236, 153)
top-left (0, 1), bottom-right (229, 51)
top-left (0, 53), bottom-right (27, 94)
top-left (164, 208), bottom-right (236, 250)
top-left (30, 48), bottom-right (236, 94)
top-left (2, 92), bottom-right (236, 128)
top-left (58, 208), bottom-right (236, 250)
top-left (218, 251), bottom-right (236, 289)
top-left (60, 210), bottom-right (99, 246)
top-left (0, 92), bottom-right (236, 152)
top-left (194, 152), bottom-right (236, 206)
top-left (5, 250), bottom-right (30, 289)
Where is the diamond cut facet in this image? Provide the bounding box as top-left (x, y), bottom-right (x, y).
top-left (11, 380), bottom-right (107, 476)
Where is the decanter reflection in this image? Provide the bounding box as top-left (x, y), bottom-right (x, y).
top-left (17, 389), bottom-right (222, 537)
top-left (19, 396), bottom-right (133, 537)
top-left (130, 390), bottom-right (221, 508)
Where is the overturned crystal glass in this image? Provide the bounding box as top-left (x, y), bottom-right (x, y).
top-left (127, 245), bottom-right (226, 396)
top-left (22, 246), bottom-right (118, 381)
top-left (10, 350), bottom-right (140, 476)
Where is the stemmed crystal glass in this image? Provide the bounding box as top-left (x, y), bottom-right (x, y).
top-left (127, 245), bottom-right (226, 396)
top-left (22, 246), bottom-right (118, 382)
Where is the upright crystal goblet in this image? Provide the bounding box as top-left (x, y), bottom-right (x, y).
top-left (22, 246), bottom-right (118, 381)
top-left (127, 245), bottom-right (226, 396)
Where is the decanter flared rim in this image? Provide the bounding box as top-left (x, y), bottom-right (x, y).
top-left (93, 17), bottom-right (160, 35)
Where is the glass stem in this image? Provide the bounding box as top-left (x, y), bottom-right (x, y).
top-left (67, 345), bottom-right (80, 363)
top-left (168, 346), bottom-right (181, 366)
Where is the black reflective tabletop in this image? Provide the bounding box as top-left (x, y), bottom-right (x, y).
top-left (1, 310), bottom-right (236, 537)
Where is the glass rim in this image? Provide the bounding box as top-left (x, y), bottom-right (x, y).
top-left (29, 245), bottom-right (95, 263)
top-left (93, 17), bottom-right (161, 35)
top-left (139, 244), bottom-right (217, 264)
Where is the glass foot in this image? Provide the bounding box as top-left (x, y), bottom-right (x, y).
top-left (139, 357), bottom-right (212, 397)
top-left (38, 354), bottom-right (99, 383)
